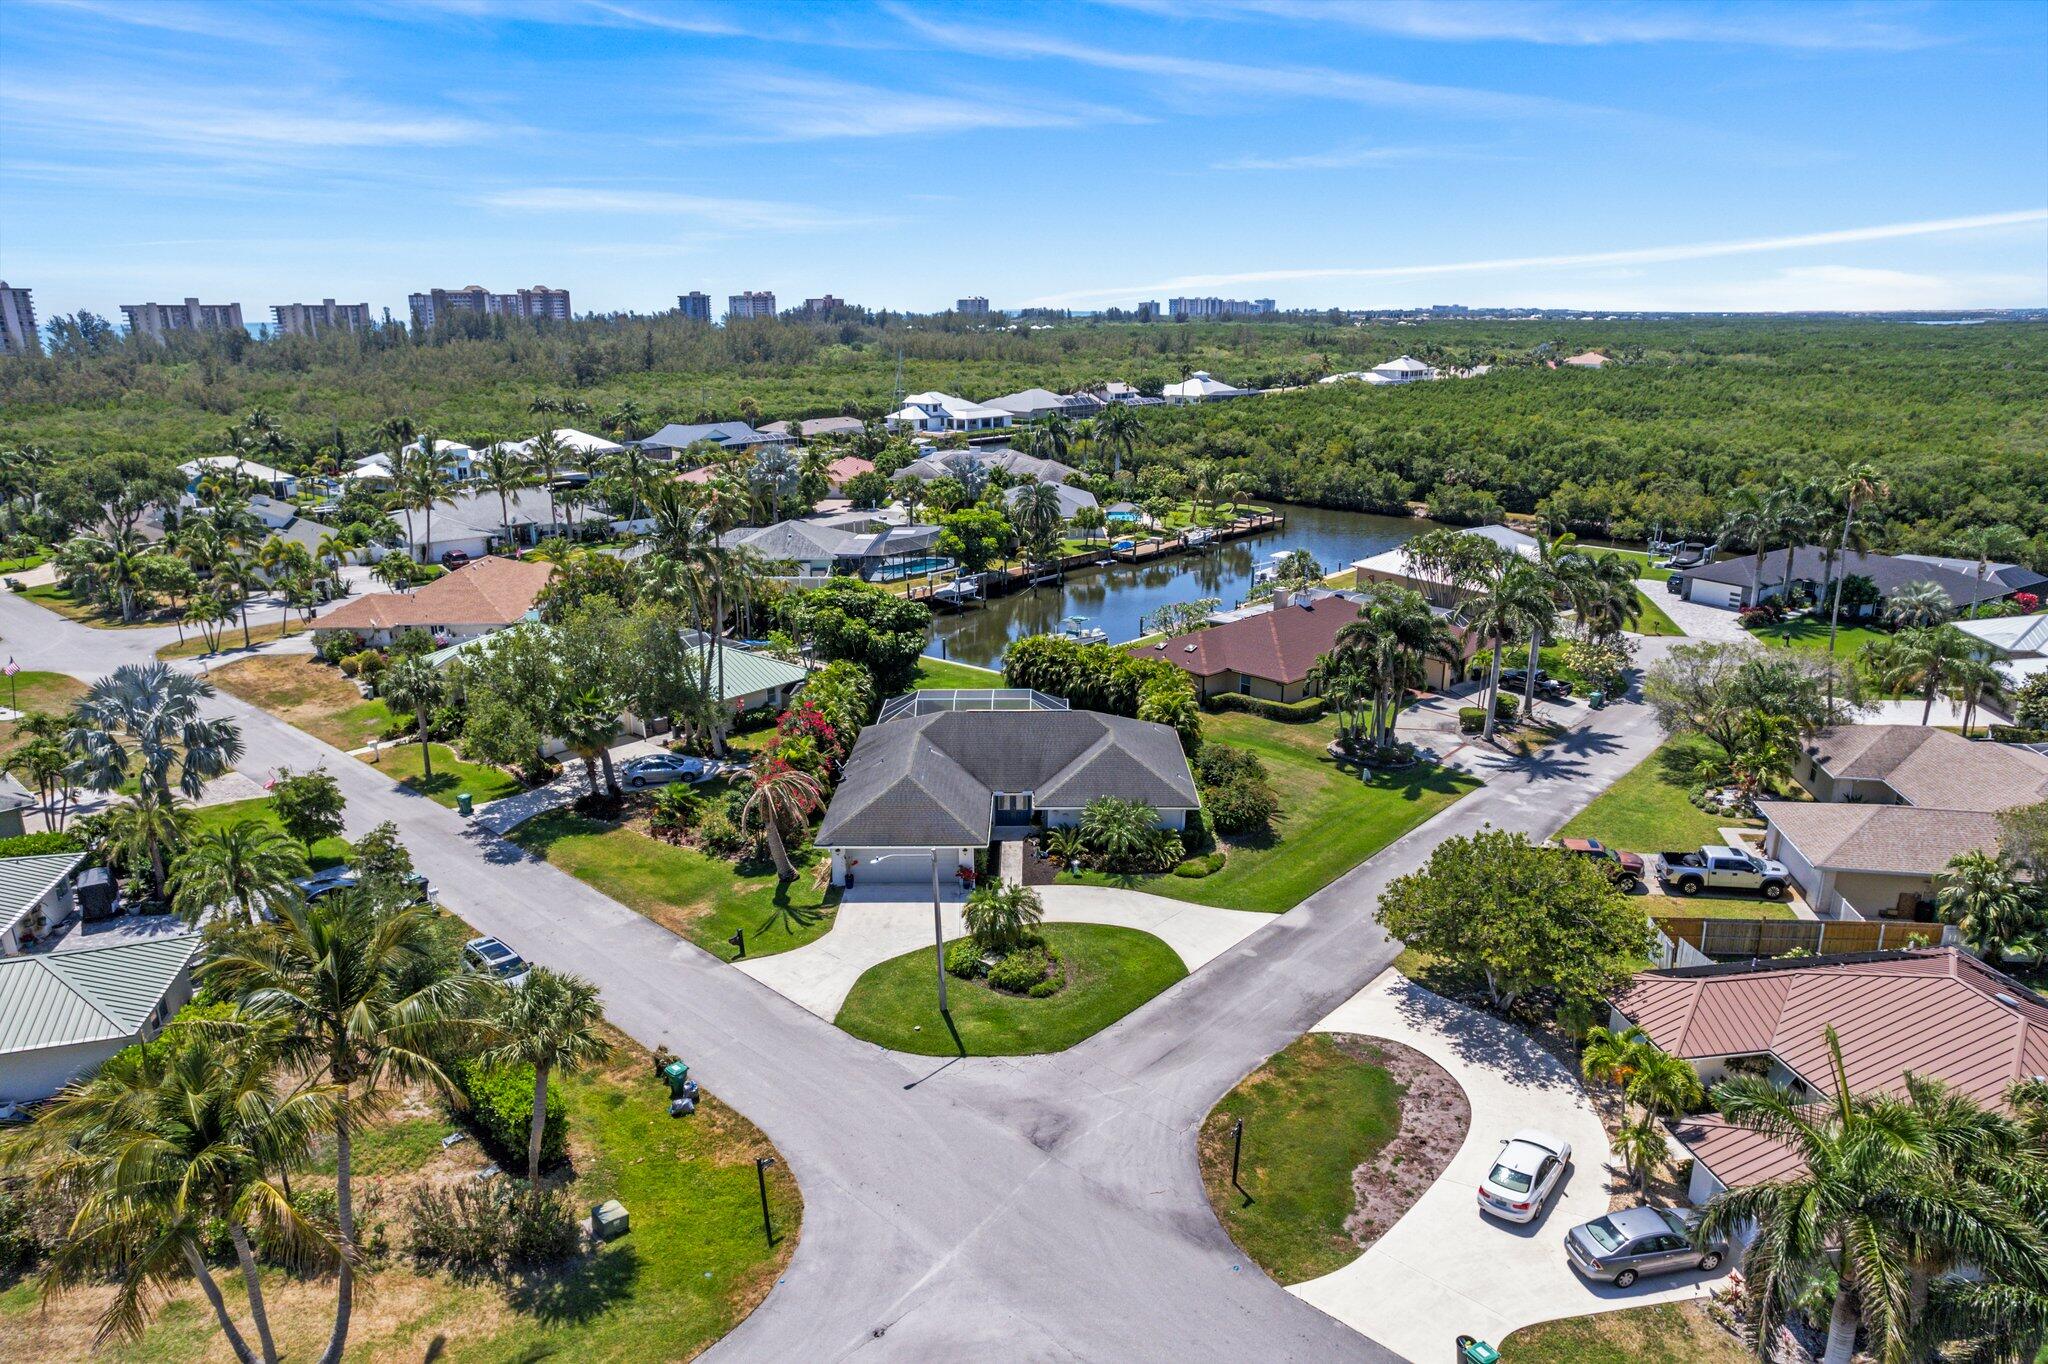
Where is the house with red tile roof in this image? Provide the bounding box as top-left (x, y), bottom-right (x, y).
top-left (1133, 587), bottom-right (1476, 698)
top-left (1608, 948), bottom-right (2048, 1204)
top-left (312, 555), bottom-right (554, 647)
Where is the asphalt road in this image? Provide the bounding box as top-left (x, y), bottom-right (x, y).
top-left (3, 590), bottom-right (1670, 1362)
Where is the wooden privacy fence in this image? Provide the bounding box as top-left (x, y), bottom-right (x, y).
top-left (1653, 916), bottom-right (1955, 960)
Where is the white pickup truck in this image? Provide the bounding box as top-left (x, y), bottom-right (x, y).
top-left (1653, 845), bottom-right (1792, 900)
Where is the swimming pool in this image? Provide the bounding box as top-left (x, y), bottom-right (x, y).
top-left (872, 556), bottom-right (954, 582)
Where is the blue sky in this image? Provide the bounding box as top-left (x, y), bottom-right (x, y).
top-left (2, 0), bottom-right (2044, 320)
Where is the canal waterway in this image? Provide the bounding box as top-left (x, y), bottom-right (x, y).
top-left (925, 502), bottom-right (1445, 669)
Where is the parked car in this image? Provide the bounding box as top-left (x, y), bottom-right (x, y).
top-left (1565, 1205), bottom-right (1725, 1287)
top-left (439, 550), bottom-right (470, 568)
top-left (620, 753), bottom-right (708, 789)
top-left (1654, 844), bottom-right (1791, 900)
top-left (1478, 1129), bottom-right (1572, 1222)
top-left (1500, 668), bottom-right (1571, 700)
top-left (294, 866), bottom-right (433, 905)
top-left (462, 936), bottom-right (531, 987)
top-left (1554, 837), bottom-right (1645, 892)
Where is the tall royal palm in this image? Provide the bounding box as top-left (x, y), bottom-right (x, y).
top-left (5, 1028), bottom-right (343, 1364)
top-left (525, 428), bottom-right (569, 537)
top-left (474, 437), bottom-right (533, 554)
top-left (1824, 461), bottom-right (1892, 703)
top-left (1011, 479), bottom-right (1066, 567)
top-left (379, 654), bottom-right (444, 780)
top-left (475, 967), bottom-right (611, 1182)
top-left (203, 894), bottom-right (484, 1364)
top-left (398, 436), bottom-right (454, 563)
top-left (1718, 485), bottom-right (1776, 607)
top-left (1466, 557), bottom-right (1554, 739)
top-left (1094, 400), bottom-right (1141, 479)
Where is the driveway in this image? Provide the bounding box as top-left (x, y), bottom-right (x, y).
top-left (1643, 582), bottom-right (1746, 642)
top-left (737, 883), bottom-right (1272, 1020)
top-left (1290, 971), bottom-right (1725, 1358)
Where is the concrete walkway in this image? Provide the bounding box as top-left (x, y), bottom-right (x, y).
top-left (737, 883), bottom-right (1273, 1020)
top-left (1290, 971), bottom-right (1724, 1358)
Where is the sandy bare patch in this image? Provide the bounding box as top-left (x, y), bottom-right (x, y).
top-left (1329, 1034), bottom-right (1470, 1248)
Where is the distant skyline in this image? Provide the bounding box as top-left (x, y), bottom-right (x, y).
top-left (1, 0), bottom-right (2044, 321)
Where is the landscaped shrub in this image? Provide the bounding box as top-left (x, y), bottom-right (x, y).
top-left (0, 830), bottom-right (84, 857)
top-left (945, 938), bottom-right (987, 979)
top-left (1203, 777), bottom-right (1278, 834)
top-left (453, 1059), bottom-right (567, 1172)
top-left (648, 784), bottom-right (700, 840)
top-left (1458, 707), bottom-right (1486, 733)
top-left (1204, 691), bottom-right (1326, 722)
top-left (695, 809), bottom-right (751, 860)
top-left (1172, 851), bottom-right (1226, 878)
top-left (406, 1181), bottom-right (578, 1277)
top-left (317, 631), bottom-right (359, 665)
top-left (1989, 725), bottom-right (2048, 745)
top-left (987, 943), bottom-right (1062, 995)
top-left (0, 1180), bottom-right (42, 1276)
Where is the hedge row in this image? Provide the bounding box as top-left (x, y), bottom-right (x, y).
top-left (1204, 692), bottom-right (1326, 723)
top-left (1989, 725), bottom-right (2048, 744)
top-left (454, 1059), bottom-right (567, 1172)
top-left (0, 831), bottom-right (85, 857)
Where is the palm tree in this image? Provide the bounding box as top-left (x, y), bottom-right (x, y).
top-left (746, 444), bottom-right (801, 524)
top-left (605, 440), bottom-right (659, 526)
top-left (1951, 524), bottom-right (2027, 618)
top-left (1945, 652), bottom-right (2004, 738)
top-left (397, 437), bottom-right (453, 562)
top-left (964, 881), bottom-right (1044, 956)
top-left (1327, 586), bottom-right (1458, 750)
top-left (96, 791), bottom-right (195, 901)
top-left (1466, 557), bottom-right (1553, 739)
top-left (168, 819), bottom-right (309, 926)
top-left (1080, 796), bottom-right (1154, 868)
top-left (55, 529), bottom-right (156, 622)
top-left (204, 894), bottom-right (484, 1364)
top-left (1030, 411), bottom-right (1075, 465)
top-left (185, 592), bottom-right (231, 653)
top-left (1824, 462), bottom-right (1892, 705)
top-left (741, 765), bottom-right (825, 881)
top-left (1094, 400), bottom-right (1141, 479)
top-left (1867, 624), bottom-right (1976, 725)
top-left (474, 967), bottom-right (610, 1182)
top-left (525, 429), bottom-right (569, 536)
top-left (378, 654), bottom-right (444, 781)
top-left (5, 1028), bottom-right (344, 1363)
top-left (1011, 479), bottom-right (1066, 566)
top-left (213, 544), bottom-right (260, 650)
top-left (1701, 1028), bottom-right (2044, 1364)
top-left (467, 436), bottom-right (527, 554)
top-left (1611, 1116), bottom-right (1669, 1197)
top-left (1886, 579), bottom-right (1954, 629)
top-left (69, 662), bottom-right (243, 804)
top-left (559, 686), bottom-right (625, 799)
top-left (1935, 850), bottom-right (2036, 965)
top-left (1580, 1025), bottom-right (1702, 1125)
top-left (1718, 485), bottom-right (1776, 608)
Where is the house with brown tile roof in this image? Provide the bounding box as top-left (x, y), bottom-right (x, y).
top-left (312, 555), bottom-right (554, 647)
top-left (1129, 592), bottom-right (1361, 702)
top-left (1760, 725), bottom-right (2048, 921)
top-left (1608, 949), bottom-right (2048, 1203)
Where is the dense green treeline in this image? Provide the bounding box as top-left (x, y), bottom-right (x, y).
top-left (3, 314), bottom-right (2044, 564)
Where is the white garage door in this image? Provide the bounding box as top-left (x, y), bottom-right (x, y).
top-left (1687, 579), bottom-right (1741, 609)
top-left (846, 849), bottom-right (938, 883)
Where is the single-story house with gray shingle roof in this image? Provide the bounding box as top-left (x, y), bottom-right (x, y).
top-left (1003, 481), bottom-right (1099, 522)
top-left (720, 515), bottom-right (941, 579)
top-left (1895, 554), bottom-right (2048, 599)
top-left (893, 448), bottom-right (1077, 488)
top-left (1678, 547), bottom-right (2016, 614)
top-left (636, 421), bottom-right (790, 458)
top-left (0, 852), bottom-right (86, 955)
top-left (0, 934), bottom-right (202, 1103)
top-left (816, 704), bottom-right (1199, 886)
top-left (0, 776), bottom-right (36, 840)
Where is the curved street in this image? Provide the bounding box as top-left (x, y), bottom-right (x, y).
top-left (3, 589), bottom-right (1669, 1362)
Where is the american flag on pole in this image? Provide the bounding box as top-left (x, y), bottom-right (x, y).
top-left (3, 658), bottom-right (16, 677)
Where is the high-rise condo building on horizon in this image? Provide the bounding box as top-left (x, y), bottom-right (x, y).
top-left (677, 291), bottom-right (713, 322)
top-left (271, 299), bottom-right (373, 337)
top-left (407, 284), bottom-right (571, 330)
top-left (120, 298), bottom-right (246, 340)
top-left (0, 282), bottom-right (37, 356)
top-left (955, 296), bottom-right (990, 315)
top-left (727, 290), bottom-right (777, 320)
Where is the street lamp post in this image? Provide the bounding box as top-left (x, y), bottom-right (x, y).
top-left (755, 1155), bottom-right (776, 1245)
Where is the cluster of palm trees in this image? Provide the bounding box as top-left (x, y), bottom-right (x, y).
top-left (1400, 526), bottom-right (1643, 740)
top-left (3, 800), bottom-right (613, 1362)
top-left (1309, 584), bottom-right (1457, 757)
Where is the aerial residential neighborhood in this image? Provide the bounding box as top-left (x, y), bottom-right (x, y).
top-left (0, 3), bottom-right (2044, 1363)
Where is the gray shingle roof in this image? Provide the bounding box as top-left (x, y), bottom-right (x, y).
top-left (638, 421), bottom-right (785, 452)
top-left (1684, 547), bottom-right (2014, 608)
top-left (0, 853), bottom-right (85, 940)
top-left (817, 709), bottom-right (1199, 848)
top-left (0, 934), bottom-right (201, 1057)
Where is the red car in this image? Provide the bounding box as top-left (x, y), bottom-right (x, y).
top-left (1556, 837), bottom-right (1644, 892)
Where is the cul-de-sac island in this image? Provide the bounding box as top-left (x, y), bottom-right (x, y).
top-left (1, 7), bottom-right (2046, 1363)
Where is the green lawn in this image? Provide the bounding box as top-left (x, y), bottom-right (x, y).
top-left (1558, 735), bottom-right (1760, 855)
top-left (0, 670), bottom-right (87, 760)
top-left (156, 618), bottom-right (297, 659)
top-left (359, 741), bottom-right (525, 809)
top-left (1501, 1301), bottom-right (1747, 1364)
top-left (510, 810), bottom-right (838, 960)
top-left (912, 656), bottom-right (1004, 689)
top-left (3, 1038), bottom-right (800, 1363)
top-left (0, 550), bottom-right (48, 573)
top-left (1631, 588), bottom-right (1684, 637)
top-left (189, 796), bottom-right (351, 869)
top-left (834, 923), bottom-right (1186, 1055)
top-left (1640, 892), bottom-right (1800, 919)
top-left (1062, 710), bottom-right (1480, 913)
top-left (1581, 546), bottom-right (1672, 582)
top-left (1742, 615), bottom-right (1890, 659)
top-left (1198, 1034), bottom-right (1402, 1285)
top-left (20, 582), bottom-right (176, 627)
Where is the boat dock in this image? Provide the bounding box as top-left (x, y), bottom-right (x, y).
top-left (906, 508), bottom-right (1284, 607)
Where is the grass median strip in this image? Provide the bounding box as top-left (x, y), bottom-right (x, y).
top-left (360, 741), bottom-right (525, 809)
top-left (833, 923), bottom-right (1185, 1056)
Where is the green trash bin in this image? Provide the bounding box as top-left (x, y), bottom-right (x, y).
top-left (457, 791), bottom-right (473, 816)
top-left (1457, 1336), bottom-right (1499, 1364)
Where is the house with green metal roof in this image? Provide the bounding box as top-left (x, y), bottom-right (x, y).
top-left (0, 851), bottom-right (86, 955)
top-left (0, 934), bottom-right (201, 1103)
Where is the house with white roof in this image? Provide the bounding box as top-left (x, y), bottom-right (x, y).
top-left (1162, 371), bottom-right (1250, 404)
top-left (1371, 355), bottom-right (1439, 383)
top-left (499, 427), bottom-right (623, 461)
top-left (180, 455), bottom-right (297, 500)
top-left (348, 438), bottom-right (481, 487)
top-left (1953, 612), bottom-right (2048, 692)
top-left (0, 934), bottom-right (203, 1104)
top-left (885, 392), bottom-right (1014, 433)
top-left (1352, 525), bottom-right (1538, 607)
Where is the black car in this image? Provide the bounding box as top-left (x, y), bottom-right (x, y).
top-left (1500, 668), bottom-right (1571, 700)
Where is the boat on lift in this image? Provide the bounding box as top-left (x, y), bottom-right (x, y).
top-left (1059, 615), bottom-right (1108, 644)
top-left (1251, 550), bottom-right (1303, 585)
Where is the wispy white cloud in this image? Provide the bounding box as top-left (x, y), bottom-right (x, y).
top-left (1024, 209), bottom-right (2048, 305)
top-left (476, 186), bottom-right (892, 231)
top-left (1628, 264), bottom-right (2042, 311)
top-left (1101, 0), bottom-right (1941, 52)
top-left (891, 5), bottom-right (1610, 120)
top-left (15, 0), bottom-right (300, 43)
top-left (0, 86), bottom-right (495, 154)
top-left (1212, 144), bottom-right (1478, 172)
top-left (683, 72), bottom-right (1144, 142)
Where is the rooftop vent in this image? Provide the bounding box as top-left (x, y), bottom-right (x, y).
top-left (1995, 993), bottom-right (2022, 1009)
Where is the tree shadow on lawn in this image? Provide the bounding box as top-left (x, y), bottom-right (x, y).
top-left (502, 1242), bottom-right (642, 1325)
top-left (750, 879), bottom-right (828, 937)
top-left (402, 771), bottom-right (462, 801)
